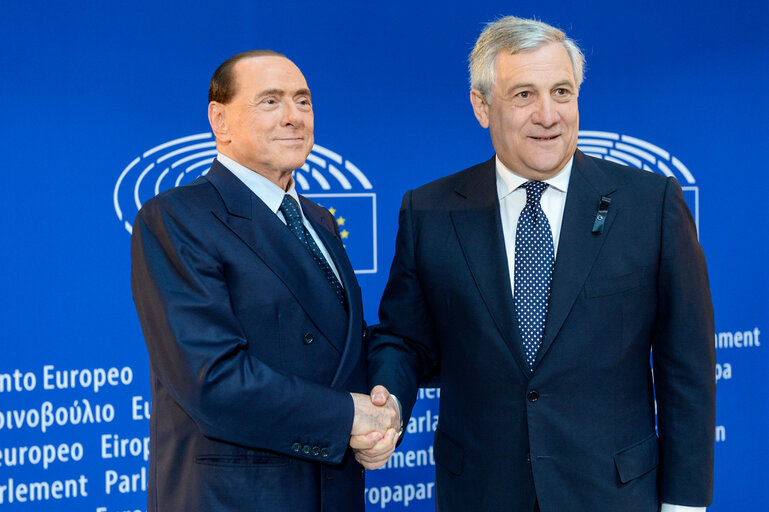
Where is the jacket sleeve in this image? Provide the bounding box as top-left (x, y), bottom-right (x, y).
top-left (652, 177), bottom-right (716, 506)
top-left (368, 190), bottom-right (440, 422)
top-left (130, 194), bottom-right (354, 464)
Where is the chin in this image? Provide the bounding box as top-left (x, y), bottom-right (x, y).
top-left (283, 160), bottom-right (307, 171)
top-left (525, 163), bottom-right (556, 174)
top-left (283, 153), bottom-right (310, 168)
top-left (530, 156), bottom-right (567, 175)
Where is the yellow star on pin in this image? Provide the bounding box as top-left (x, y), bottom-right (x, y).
top-left (341, 229), bottom-right (349, 239)
top-left (328, 207), bottom-right (336, 215)
top-left (337, 217), bottom-right (346, 226)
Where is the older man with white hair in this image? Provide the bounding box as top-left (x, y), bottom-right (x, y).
top-left (368, 15), bottom-right (715, 512)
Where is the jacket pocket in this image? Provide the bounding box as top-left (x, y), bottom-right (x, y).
top-left (584, 269), bottom-right (646, 298)
top-left (195, 453), bottom-right (289, 468)
top-left (433, 427), bottom-right (464, 475)
top-left (613, 433), bottom-right (659, 483)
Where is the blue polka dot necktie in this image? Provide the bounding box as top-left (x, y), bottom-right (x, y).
top-left (279, 195), bottom-right (346, 306)
top-left (514, 181), bottom-right (554, 368)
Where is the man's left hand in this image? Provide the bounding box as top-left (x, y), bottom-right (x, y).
top-left (350, 385), bottom-right (400, 469)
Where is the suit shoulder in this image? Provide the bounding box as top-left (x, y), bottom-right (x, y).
top-left (134, 176), bottom-right (221, 231)
top-left (138, 176), bottom-right (218, 216)
top-left (408, 158), bottom-right (493, 198)
top-left (586, 154), bottom-right (668, 190)
top-left (578, 154), bottom-right (679, 211)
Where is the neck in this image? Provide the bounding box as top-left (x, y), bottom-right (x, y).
top-left (217, 149), bottom-right (294, 191)
top-left (272, 171), bottom-right (294, 192)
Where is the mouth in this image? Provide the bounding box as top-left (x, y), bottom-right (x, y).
top-left (529, 134), bottom-right (560, 141)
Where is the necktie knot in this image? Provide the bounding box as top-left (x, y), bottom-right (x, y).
top-left (280, 194), bottom-right (302, 223)
top-left (278, 194), bottom-right (346, 307)
top-left (522, 181), bottom-right (548, 204)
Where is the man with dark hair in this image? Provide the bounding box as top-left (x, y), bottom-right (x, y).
top-left (369, 16), bottom-right (715, 512)
top-left (132, 50), bottom-right (399, 512)
top-left (208, 49), bottom-right (286, 104)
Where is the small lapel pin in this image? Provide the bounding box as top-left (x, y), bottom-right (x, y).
top-left (591, 196), bottom-right (612, 234)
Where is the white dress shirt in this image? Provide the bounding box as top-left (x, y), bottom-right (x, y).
top-left (495, 155), bottom-right (705, 512)
top-left (216, 153), bottom-right (342, 284)
top-left (496, 155), bottom-right (571, 295)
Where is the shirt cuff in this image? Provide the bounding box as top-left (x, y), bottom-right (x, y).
top-left (661, 503), bottom-right (706, 512)
top-left (389, 394), bottom-right (404, 439)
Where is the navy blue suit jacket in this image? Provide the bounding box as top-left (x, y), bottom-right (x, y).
top-left (369, 151), bottom-right (715, 512)
top-left (131, 160), bottom-right (367, 512)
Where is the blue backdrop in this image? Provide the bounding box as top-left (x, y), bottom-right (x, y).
top-left (1, 1), bottom-right (766, 510)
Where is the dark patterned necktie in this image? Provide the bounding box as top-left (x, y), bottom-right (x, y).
top-left (514, 181), bottom-right (554, 368)
top-left (279, 195), bottom-right (346, 306)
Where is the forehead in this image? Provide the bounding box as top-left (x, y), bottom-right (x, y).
top-left (494, 42), bottom-right (575, 87)
top-left (231, 56), bottom-right (309, 95)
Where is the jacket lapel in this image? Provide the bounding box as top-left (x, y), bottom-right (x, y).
top-left (450, 158), bottom-right (531, 377)
top-left (301, 196), bottom-right (364, 388)
top-left (533, 151), bottom-right (617, 369)
top-left (204, 160), bottom-right (347, 352)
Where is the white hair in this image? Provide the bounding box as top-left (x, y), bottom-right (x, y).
top-left (469, 16), bottom-right (586, 102)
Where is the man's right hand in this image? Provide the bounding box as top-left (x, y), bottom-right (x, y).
top-left (349, 385), bottom-right (401, 469)
top-left (350, 385), bottom-right (400, 436)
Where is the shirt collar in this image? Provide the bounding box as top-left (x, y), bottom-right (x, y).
top-left (216, 153), bottom-right (300, 214)
top-left (495, 154), bottom-right (573, 200)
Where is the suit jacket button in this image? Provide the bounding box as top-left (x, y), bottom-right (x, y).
top-left (527, 390), bottom-right (539, 402)
top-left (311, 446), bottom-right (321, 456)
top-left (302, 445), bottom-right (311, 455)
top-left (291, 443), bottom-right (301, 453)
top-left (303, 332), bottom-right (314, 344)
top-left (320, 448), bottom-right (329, 458)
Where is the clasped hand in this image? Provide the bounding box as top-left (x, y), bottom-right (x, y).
top-left (350, 385), bottom-right (400, 469)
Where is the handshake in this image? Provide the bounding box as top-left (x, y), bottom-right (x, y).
top-left (350, 385), bottom-right (401, 469)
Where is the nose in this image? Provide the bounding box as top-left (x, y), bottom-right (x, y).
top-left (531, 96), bottom-right (558, 127)
top-left (282, 101), bottom-right (302, 126)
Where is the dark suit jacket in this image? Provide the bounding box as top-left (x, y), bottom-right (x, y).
top-left (369, 151), bottom-right (715, 512)
top-left (131, 159), bottom-right (367, 512)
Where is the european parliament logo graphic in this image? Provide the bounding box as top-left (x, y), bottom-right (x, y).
top-left (114, 132), bottom-right (377, 273)
top-left (577, 131), bottom-right (700, 231)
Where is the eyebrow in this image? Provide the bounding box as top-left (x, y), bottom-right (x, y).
top-left (505, 80), bottom-right (574, 94)
top-left (505, 82), bottom-right (535, 95)
top-left (256, 88), bottom-right (312, 98)
top-left (551, 80), bottom-right (574, 89)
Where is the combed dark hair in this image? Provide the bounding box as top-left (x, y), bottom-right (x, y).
top-left (208, 49), bottom-right (287, 104)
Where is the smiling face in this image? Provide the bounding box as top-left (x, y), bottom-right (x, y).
top-left (208, 56), bottom-right (314, 187)
top-left (470, 42), bottom-right (579, 180)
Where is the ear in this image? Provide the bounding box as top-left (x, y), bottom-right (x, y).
top-left (208, 102), bottom-right (230, 143)
top-left (469, 89), bottom-right (490, 129)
